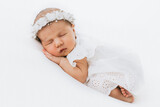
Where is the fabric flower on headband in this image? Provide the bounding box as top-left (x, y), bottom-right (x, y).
top-left (32, 10), bottom-right (75, 39)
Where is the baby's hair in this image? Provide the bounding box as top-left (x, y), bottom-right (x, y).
top-left (35, 34), bottom-right (41, 43)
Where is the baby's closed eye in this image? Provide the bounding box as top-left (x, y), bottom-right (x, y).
top-left (45, 39), bottom-right (53, 45)
top-left (59, 33), bottom-right (67, 37)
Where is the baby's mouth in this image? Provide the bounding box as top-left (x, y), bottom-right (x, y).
top-left (60, 48), bottom-right (67, 53)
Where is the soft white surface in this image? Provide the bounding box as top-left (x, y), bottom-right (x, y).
top-left (0, 0), bottom-right (160, 107)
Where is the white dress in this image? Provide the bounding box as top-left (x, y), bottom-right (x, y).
top-left (67, 34), bottom-right (143, 96)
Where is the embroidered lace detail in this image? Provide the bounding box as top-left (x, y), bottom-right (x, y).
top-left (85, 72), bottom-right (134, 95)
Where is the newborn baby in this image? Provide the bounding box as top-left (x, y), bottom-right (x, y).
top-left (32, 8), bottom-right (143, 103)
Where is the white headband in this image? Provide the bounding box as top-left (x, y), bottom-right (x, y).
top-left (32, 10), bottom-right (75, 39)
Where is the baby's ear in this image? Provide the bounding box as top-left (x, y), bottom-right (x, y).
top-left (72, 24), bottom-right (75, 30)
top-left (71, 24), bottom-right (75, 28)
top-left (71, 24), bottom-right (77, 39)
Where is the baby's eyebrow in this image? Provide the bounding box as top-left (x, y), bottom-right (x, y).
top-left (57, 29), bottom-right (67, 35)
top-left (44, 38), bottom-right (53, 42)
top-left (42, 37), bottom-right (49, 42)
top-left (43, 33), bottom-right (60, 42)
top-left (42, 35), bottom-right (52, 42)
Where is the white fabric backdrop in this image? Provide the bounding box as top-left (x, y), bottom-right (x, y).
top-left (0, 0), bottom-right (160, 106)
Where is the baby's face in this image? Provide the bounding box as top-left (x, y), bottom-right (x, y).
top-left (37, 20), bottom-right (76, 57)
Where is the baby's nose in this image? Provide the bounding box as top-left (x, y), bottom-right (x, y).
top-left (54, 38), bottom-right (63, 48)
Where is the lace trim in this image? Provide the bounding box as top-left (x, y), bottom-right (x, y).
top-left (85, 72), bottom-right (137, 95)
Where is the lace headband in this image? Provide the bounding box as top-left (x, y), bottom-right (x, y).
top-left (32, 10), bottom-right (75, 39)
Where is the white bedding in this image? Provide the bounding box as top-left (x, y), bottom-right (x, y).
top-left (0, 0), bottom-right (160, 107)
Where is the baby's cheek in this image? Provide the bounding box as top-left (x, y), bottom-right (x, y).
top-left (46, 46), bottom-right (58, 56)
top-left (68, 38), bottom-right (76, 45)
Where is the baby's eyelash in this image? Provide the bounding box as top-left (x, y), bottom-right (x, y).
top-left (46, 40), bottom-right (53, 45)
top-left (60, 33), bottom-right (67, 37)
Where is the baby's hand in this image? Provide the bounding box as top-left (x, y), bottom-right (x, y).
top-left (42, 49), bottom-right (66, 65)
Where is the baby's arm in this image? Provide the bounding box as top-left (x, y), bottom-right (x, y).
top-left (43, 49), bottom-right (88, 83)
top-left (60, 57), bottom-right (88, 83)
